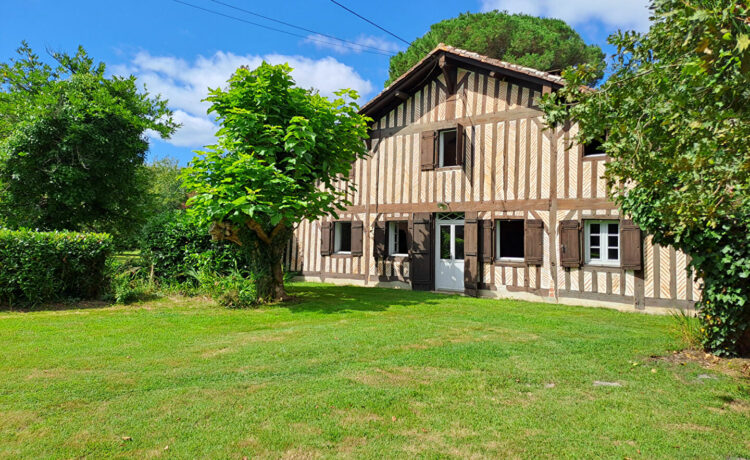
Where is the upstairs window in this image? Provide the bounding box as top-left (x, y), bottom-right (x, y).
top-left (585, 220), bottom-right (619, 265)
top-left (388, 221), bottom-right (409, 256)
top-left (496, 220), bottom-right (525, 261)
top-left (334, 221), bottom-right (352, 254)
top-left (438, 129), bottom-right (458, 167)
top-left (583, 137), bottom-right (606, 157)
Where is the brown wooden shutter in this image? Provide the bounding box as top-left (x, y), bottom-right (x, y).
top-left (525, 219), bottom-right (544, 265)
top-left (480, 219), bottom-right (494, 263)
top-left (559, 220), bottom-right (581, 268)
top-left (420, 130), bottom-right (436, 171)
top-left (410, 213), bottom-right (433, 291)
top-left (620, 220), bottom-right (642, 270)
top-left (320, 221), bottom-right (332, 256)
top-left (464, 212), bottom-right (479, 296)
top-left (455, 123), bottom-right (465, 166)
top-left (373, 220), bottom-right (386, 259)
top-left (351, 220), bottom-right (363, 256)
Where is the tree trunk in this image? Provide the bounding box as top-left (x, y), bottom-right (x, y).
top-left (247, 224), bottom-right (294, 303)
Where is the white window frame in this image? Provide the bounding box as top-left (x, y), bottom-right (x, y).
top-left (333, 221), bottom-right (352, 254)
top-left (388, 221), bottom-right (409, 256)
top-left (584, 220), bottom-right (620, 266)
top-left (438, 128), bottom-right (458, 168)
top-left (495, 219), bottom-right (525, 262)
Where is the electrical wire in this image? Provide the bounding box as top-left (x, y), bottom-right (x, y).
top-left (171, 0), bottom-right (393, 56)
top-left (328, 0), bottom-right (411, 45)
top-left (206, 0), bottom-right (397, 55)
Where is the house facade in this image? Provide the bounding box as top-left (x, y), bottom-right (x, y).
top-left (285, 45), bottom-right (700, 312)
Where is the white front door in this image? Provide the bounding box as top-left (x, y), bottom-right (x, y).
top-left (435, 215), bottom-right (465, 291)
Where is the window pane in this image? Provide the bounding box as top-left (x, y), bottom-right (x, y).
top-left (590, 223), bottom-right (600, 234)
top-left (440, 129), bottom-right (458, 167)
top-left (608, 248), bottom-right (619, 260)
top-left (397, 222), bottom-right (409, 254)
top-left (440, 225), bottom-right (451, 259)
top-left (590, 235), bottom-right (600, 247)
top-left (590, 247), bottom-right (600, 260)
top-left (454, 225), bottom-right (464, 259)
top-left (498, 220), bottom-right (524, 258)
top-left (608, 235), bottom-right (618, 248)
top-left (608, 223), bottom-right (619, 235)
top-left (339, 223), bottom-right (351, 252)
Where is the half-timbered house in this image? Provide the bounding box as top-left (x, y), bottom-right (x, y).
top-left (285, 45), bottom-right (700, 312)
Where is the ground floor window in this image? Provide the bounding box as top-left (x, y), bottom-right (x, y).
top-left (496, 219), bottom-right (524, 261)
top-left (388, 221), bottom-right (409, 256)
top-left (585, 220), bottom-right (619, 265)
top-left (334, 221), bottom-right (352, 254)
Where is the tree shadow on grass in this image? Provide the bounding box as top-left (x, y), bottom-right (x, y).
top-left (0, 293), bottom-right (161, 313)
top-left (279, 283), bottom-right (450, 314)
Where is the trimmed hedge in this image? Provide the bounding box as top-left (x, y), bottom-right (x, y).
top-left (139, 211), bottom-right (250, 281)
top-left (0, 229), bottom-right (114, 306)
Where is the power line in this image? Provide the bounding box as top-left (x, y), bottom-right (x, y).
top-left (171, 0), bottom-right (393, 56)
top-left (328, 0), bottom-right (411, 45)
top-left (206, 0), bottom-right (396, 55)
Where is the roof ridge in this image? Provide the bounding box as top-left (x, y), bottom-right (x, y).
top-left (359, 44), bottom-right (566, 116)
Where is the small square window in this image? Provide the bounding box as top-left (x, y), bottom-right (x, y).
top-left (388, 221), bottom-right (409, 255)
top-left (439, 129), bottom-right (458, 167)
top-left (583, 137), bottom-right (606, 157)
top-left (334, 222), bottom-right (352, 253)
top-left (496, 220), bottom-right (525, 260)
top-left (585, 220), bottom-right (619, 265)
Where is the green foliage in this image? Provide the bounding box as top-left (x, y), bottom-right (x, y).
top-left (386, 11), bottom-right (605, 86)
top-left (0, 42), bottom-right (177, 243)
top-left (0, 229), bottom-right (113, 306)
top-left (669, 309), bottom-right (704, 349)
top-left (188, 268), bottom-right (258, 308)
top-left (541, 0), bottom-right (750, 355)
top-left (142, 157), bottom-right (189, 214)
top-left (139, 210), bottom-right (249, 282)
top-left (107, 259), bottom-right (156, 304)
top-left (182, 62), bottom-right (371, 300)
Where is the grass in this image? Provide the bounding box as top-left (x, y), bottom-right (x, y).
top-left (0, 282), bottom-right (748, 459)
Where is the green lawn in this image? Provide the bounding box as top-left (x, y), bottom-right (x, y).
top-left (1, 283), bottom-right (748, 459)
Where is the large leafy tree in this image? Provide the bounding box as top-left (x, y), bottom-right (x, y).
top-left (0, 42), bottom-right (177, 242)
top-left (142, 157), bottom-right (189, 214)
top-left (182, 63), bottom-right (370, 302)
top-left (542, 0), bottom-right (750, 355)
top-left (386, 11), bottom-right (605, 86)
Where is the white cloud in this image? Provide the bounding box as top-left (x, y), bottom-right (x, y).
top-left (480, 0), bottom-right (651, 32)
top-left (118, 51), bottom-right (374, 149)
top-left (304, 34), bottom-right (402, 55)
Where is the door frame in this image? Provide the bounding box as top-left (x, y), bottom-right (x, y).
top-left (434, 213), bottom-right (465, 292)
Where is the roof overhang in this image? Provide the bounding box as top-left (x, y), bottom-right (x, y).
top-left (359, 44), bottom-right (567, 122)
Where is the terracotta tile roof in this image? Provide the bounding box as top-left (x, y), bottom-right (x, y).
top-left (438, 44), bottom-right (566, 85)
top-left (360, 43), bottom-right (566, 116)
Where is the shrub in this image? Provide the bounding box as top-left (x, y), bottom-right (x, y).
top-left (669, 309), bottom-right (703, 349)
top-left (106, 259), bottom-right (156, 304)
top-left (139, 211), bottom-right (250, 282)
top-left (0, 229), bottom-right (113, 306)
top-left (187, 268), bottom-right (258, 308)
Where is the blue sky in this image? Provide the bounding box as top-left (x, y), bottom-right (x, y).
top-left (1, 0), bottom-right (651, 165)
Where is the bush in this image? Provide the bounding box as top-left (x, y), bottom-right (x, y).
top-left (0, 229), bottom-right (113, 306)
top-left (188, 268), bottom-right (258, 308)
top-left (669, 309), bottom-right (703, 349)
top-left (139, 211), bottom-right (250, 282)
top-left (106, 259), bottom-right (156, 304)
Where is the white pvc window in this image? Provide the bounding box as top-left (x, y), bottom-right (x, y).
top-left (334, 222), bottom-right (352, 254)
top-left (438, 129), bottom-right (458, 167)
top-left (585, 220), bottom-right (619, 266)
top-left (388, 221), bottom-right (409, 256)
